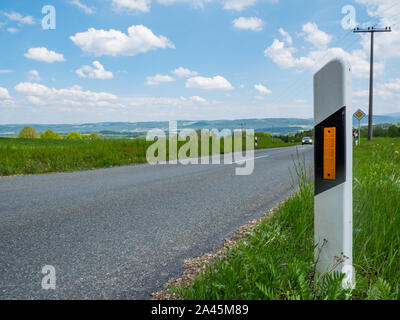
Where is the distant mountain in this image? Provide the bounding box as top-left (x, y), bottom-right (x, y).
top-left (383, 112), bottom-right (400, 118)
top-left (353, 114), bottom-right (400, 126)
top-left (1, 114), bottom-right (399, 138)
top-left (0, 119), bottom-right (313, 137)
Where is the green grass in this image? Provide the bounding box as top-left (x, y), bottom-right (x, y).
top-left (0, 134), bottom-right (292, 176)
top-left (254, 133), bottom-right (295, 150)
top-left (0, 138), bottom-right (151, 176)
top-left (170, 138), bottom-right (400, 300)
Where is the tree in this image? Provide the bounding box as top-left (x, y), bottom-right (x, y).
top-left (388, 125), bottom-right (400, 137)
top-left (40, 129), bottom-right (63, 139)
top-left (17, 126), bottom-right (39, 139)
top-left (373, 125), bottom-right (387, 137)
top-left (66, 132), bottom-right (82, 140)
top-left (89, 132), bottom-right (101, 140)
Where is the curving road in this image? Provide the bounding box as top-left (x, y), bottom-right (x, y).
top-left (0, 145), bottom-right (313, 299)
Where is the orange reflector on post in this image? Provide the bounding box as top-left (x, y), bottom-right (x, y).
top-left (323, 127), bottom-right (336, 180)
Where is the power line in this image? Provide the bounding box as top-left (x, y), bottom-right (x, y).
top-left (353, 26), bottom-right (392, 140)
top-left (354, 1), bottom-right (400, 28)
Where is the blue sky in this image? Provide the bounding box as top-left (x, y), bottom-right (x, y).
top-left (0, 0), bottom-right (399, 124)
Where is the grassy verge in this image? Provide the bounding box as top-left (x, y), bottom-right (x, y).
top-left (0, 134), bottom-right (293, 176)
top-left (168, 138), bottom-right (400, 300)
top-left (0, 138), bottom-right (150, 176)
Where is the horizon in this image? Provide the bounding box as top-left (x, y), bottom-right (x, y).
top-left (0, 112), bottom-right (399, 127)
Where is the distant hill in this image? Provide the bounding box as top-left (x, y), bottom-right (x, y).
top-left (352, 114), bottom-right (400, 126)
top-left (384, 112), bottom-right (400, 118)
top-left (1, 114), bottom-right (399, 138)
top-left (0, 119), bottom-right (313, 137)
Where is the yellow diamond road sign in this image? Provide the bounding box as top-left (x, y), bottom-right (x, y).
top-left (353, 109), bottom-right (366, 121)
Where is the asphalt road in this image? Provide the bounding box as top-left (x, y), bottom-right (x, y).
top-left (0, 145), bottom-right (313, 299)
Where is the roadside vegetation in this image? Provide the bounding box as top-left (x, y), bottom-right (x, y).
top-left (360, 123), bottom-right (400, 138)
top-left (0, 138), bottom-right (151, 176)
top-left (168, 138), bottom-right (400, 300)
top-left (0, 127), bottom-right (294, 176)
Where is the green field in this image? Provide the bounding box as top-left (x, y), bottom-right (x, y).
top-left (169, 138), bottom-right (400, 300)
top-left (0, 134), bottom-right (292, 176)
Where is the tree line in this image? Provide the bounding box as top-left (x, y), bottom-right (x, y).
top-left (360, 124), bottom-right (400, 138)
top-left (17, 126), bottom-right (103, 140)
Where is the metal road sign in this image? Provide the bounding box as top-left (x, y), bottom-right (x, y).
top-left (353, 109), bottom-right (365, 146)
top-left (313, 59), bottom-right (354, 288)
top-left (353, 109), bottom-right (366, 121)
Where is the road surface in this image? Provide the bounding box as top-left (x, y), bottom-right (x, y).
top-left (0, 145), bottom-right (313, 299)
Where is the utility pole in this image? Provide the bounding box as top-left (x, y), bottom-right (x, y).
top-left (239, 122), bottom-right (246, 136)
top-left (353, 27), bottom-right (392, 140)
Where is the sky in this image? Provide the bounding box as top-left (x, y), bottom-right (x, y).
top-left (0, 0), bottom-right (399, 124)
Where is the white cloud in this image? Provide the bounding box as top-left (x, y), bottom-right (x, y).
top-left (27, 96), bottom-right (43, 105)
top-left (145, 74), bottom-right (175, 85)
top-left (15, 82), bottom-right (49, 96)
top-left (70, 0), bottom-right (95, 14)
top-left (27, 70), bottom-right (41, 82)
top-left (111, 0), bottom-right (210, 12)
top-left (223, 0), bottom-right (257, 11)
top-left (383, 78), bottom-right (400, 92)
top-left (264, 39), bottom-right (304, 69)
top-left (156, 0), bottom-right (209, 8)
top-left (355, 0), bottom-right (400, 26)
top-left (302, 22), bottom-right (332, 48)
top-left (112, 0), bottom-right (151, 12)
top-left (353, 90), bottom-right (369, 98)
top-left (279, 28), bottom-right (292, 46)
top-left (369, 78), bottom-right (400, 101)
top-left (76, 61), bottom-right (114, 80)
top-left (122, 96), bottom-right (197, 107)
top-left (190, 96), bottom-right (207, 103)
top-left (14, 82), bottom-right (118, 108)
top-left (354, 78), bottom-right (400, 113)
top-left (3, 12), bottom-right (35, 25)
top-left (254, 84), bottom-right (272, 95)
top-left (7, 27), bottom-right (18, 33)
top-left (11, 82), bottom-right (217, 117)
top-left (0, 70), bottom-right (13, 74)
top-left (255, 95), bottom-right (264, 100)
top-left (224, 0), bottom-right (277, 11)
top-left (233, 17), bottom-right (264, 31)
top-left (24, 47), bottom-right (66, 63)
top-left (264, 25), bottom-right (381, 79)
top-left (354, 0), bottom-right (400, 59)
top-left (0, 87), bottom-right (11, 99)
top-left (172, 67), bottom-right (198, 78)
top-left (70, 25), bottom-right (174, 57)
top-left (186, 76), bottom-right (234, 90)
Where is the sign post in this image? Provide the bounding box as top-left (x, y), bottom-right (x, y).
top-left (353, 109), bottom-right (366, 146)
top-left (313, 59), bottom-right (354, 288)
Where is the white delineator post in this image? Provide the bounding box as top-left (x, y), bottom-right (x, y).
top-left (313, 59), bottom-right (353, 288)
